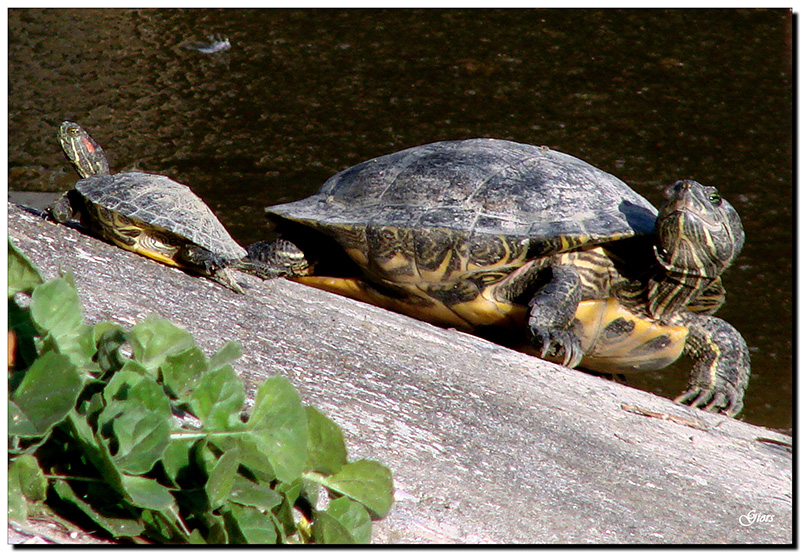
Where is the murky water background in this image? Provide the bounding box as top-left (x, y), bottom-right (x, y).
top-left (8, 8), bottom-right (792, 430)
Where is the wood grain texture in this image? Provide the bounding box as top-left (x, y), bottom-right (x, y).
top-left (8, 203), bottom-right (791, 544)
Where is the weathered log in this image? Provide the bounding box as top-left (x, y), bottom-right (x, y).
top-left (7, 203), bottom-right (792, 544)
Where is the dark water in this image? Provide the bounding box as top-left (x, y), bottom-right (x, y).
top-left (8, 8), bottom-right (792, 430)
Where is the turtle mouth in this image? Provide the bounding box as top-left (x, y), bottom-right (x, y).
top-left (668, 200), bottom-right (724, 231)
top-left (665, 182), bottom-right (724, 231)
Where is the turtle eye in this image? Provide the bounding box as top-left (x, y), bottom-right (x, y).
top-left (707, 190), bottom-right (721, 205)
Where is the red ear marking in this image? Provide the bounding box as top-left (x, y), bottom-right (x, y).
top-left (81, 137), bottom-right (96, 153)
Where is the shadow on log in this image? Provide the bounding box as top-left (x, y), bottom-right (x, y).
top-left (7, 203), bottom-right (792, 544)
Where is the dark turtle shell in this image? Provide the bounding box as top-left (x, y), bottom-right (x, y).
top-left (76, 172), bottom-right (246, 261)
top-left (267, 139), bottom-right (658, 262)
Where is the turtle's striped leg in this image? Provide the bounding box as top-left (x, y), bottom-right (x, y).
top-left (243, 238), bottom-right (313, 279)
top-left (675, 314), bottom-right (750, 416)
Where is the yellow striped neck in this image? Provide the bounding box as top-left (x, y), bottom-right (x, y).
top-left (648, 254), bottom-right (717, 319)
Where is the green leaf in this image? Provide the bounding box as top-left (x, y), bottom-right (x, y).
top-left (128, 314), bottom-right (195, 372)
top-left (45, 324), bottom-right (97, 369)
top-left (99, 370), bottom-right (172, 474)
top-left (162, 437), bottom-right (199, 485)
top-left (314, 496), bottom-right (372, 544)
top-left (9, 454), bottom-right (48, 501)
top-left (87, 391), bottom-right (108, 420)
top-left (8, 455), bottom-right (48, 522)
top-left (120, 474), bottom-right (175, 510)
top-left (30, 277), bottom-right (83, 340)
top-left (302, 477), bottom-right (320, 509)
top-left (313, 511), bottom-right (354, 544)
top-left (320, 460), bottom-right (394, 518)
top-left (188, 365), bottom-right (245, 430)
top-left (277, 478), bottom-right (304, 507)
top-left (188, 529), bottom-right (207, 544)
top-left (245, 376), bottom-right (308, 483)
top-left (66, 410), bottom-right (126, 495)
top-left (161, 346), bottom-right (209, 400)
top-left (29, 276), bottom-right (96, 367)
top-left (7, 464), bottom-right (27, 523)
top-left (103, 368), bottom-right (172, 415)
top-left (94, 323), bottom-right (127, 374)
top-left (208, 341), bottom-right (242, 370)
top-left (61, 267), bottom-right (78, 288)
top-left (198, 510), bottom-right (229, 544)
top-left (52, 479), bottom-right (144, 537)
top-left (140, 508), bottom-right (188, 543)
top-left (268, 509), bottom-right (290, 543)
top-left (206, 448), bottom-right (240, 509)
top-left (8, 401), bottom-right (37, 438)
top-left (269, 482), bottom-right (304, 540)
top-left (4, 255), bottom-right (391, 545)
top-left (228, 434), bottom-right (276, 482)
top-left (8, 238), bottom-right (43, 297)
top-left (226, 503), bottom-right (279, 544)
top-left (111, 410), bottom-right (172, 475)
top-left (327, 496), bottom-right (372, 543)
top-left (229, 473), bottom-right (283, 511)
top-left (10, 351), bottom-right (83, 437)
top-left (118, 358), bottom-right (150, 377)
top-left (305, 406), bottom-right (347, 474)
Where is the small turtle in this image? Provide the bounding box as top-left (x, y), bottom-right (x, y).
top-left (248, 139), bottom-right (750, 415)
top-left (49, 121), bottom-right (263, 292)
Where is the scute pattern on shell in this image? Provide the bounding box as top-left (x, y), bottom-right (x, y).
top-left (267, 139), bottom-right (659, 254)
top-left (76, 172), bottom-right (246, 260)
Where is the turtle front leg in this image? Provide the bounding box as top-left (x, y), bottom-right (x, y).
top-left (525, 265), bottom-right (585, 368)
top-left (242, 238), bottom-right (313, 279)
top-left (675, 314), bottom-right (750, 416)
top-left (183, 245), bottom-right (244, 293)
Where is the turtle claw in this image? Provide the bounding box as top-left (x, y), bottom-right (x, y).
top-left (531, 328), bottom-right (584, 369)
top-left (675, 385), bottom-right (743, 417)
top-left (539, 334), bottom-right (552, 358)
top-left (561, 336), bottom-right (584, 369)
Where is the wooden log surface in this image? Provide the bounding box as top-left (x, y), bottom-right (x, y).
top-left (7, 203), bottom-right (792, 544)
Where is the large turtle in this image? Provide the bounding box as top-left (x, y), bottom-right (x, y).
top-left (49, 121), bottom-right (265, 292)
top-left (247, 138), bottom-right (750, 415)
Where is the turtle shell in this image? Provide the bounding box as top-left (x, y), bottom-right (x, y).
top-left (76, 172), bottom-right (246, 260)
top-left (267, 139), bottom-right (657, 265)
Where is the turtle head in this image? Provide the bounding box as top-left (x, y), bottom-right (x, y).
top-left (58, 121), bottom-right (110, 179)
top-left (655, 180), bottom-right (745, 279)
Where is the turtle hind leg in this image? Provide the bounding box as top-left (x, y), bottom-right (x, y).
top-left (46, 190), bottom-right (78, 223)
top-left (182, 245), bottom-right (244, 293)
top-left (241, 238), bottom-right (314, 279)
